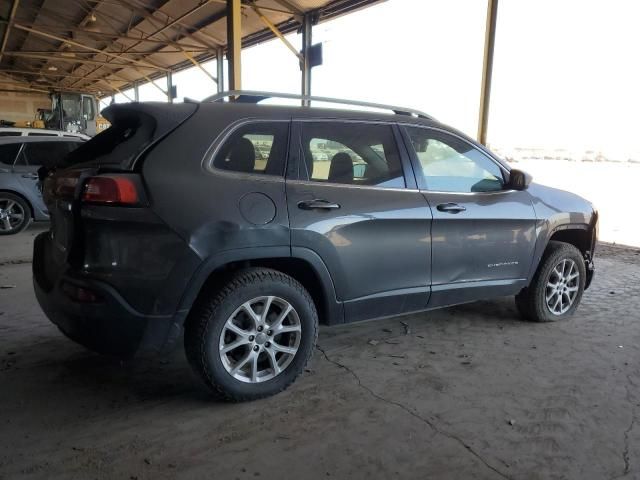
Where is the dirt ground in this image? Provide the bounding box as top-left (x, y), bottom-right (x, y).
top-left (1, 224), bottom-right (639, 480)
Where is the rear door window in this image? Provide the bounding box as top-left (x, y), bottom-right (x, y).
top-left (0, 143), bottom-right (21, 165)
top-left (212, 122), bottom-right (289, 176)
top-left (299, 122), bottom-right (405, 188)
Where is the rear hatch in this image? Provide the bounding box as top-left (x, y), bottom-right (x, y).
top-left (39, 102), bottom-right (198, 272)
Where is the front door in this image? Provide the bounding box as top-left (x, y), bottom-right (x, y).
top-left (286, 121), bottom-right (432, 323)
top-left (401, 125), bottom-right (538, 307)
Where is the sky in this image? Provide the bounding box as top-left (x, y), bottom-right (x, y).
top-left (104, 0), bottom-right (640, 159)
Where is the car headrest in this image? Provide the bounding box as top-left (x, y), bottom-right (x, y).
top-left (328, 152), bottom-right (353, 184)
top-left (225, 137), bottom-right (255, 173)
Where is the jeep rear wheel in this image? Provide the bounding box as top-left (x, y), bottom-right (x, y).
top-left (515, 241), bottom-right (586, 322)
top-left (185, 268), bottom-right (318, 401)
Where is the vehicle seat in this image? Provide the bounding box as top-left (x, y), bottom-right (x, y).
top-left (224, 137), bottom-right (255, 173)
top-left (328, 152), bottom-right (353, 184)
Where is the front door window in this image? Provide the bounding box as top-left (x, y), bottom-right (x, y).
top-left (405, 127), bottom-right (504, 193)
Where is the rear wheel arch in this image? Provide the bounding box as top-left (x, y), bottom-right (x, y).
top-left (184, 250), bottom-right (342, 327)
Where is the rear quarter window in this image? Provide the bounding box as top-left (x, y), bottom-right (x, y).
top-left (212, 122), bottom-right (289, 177)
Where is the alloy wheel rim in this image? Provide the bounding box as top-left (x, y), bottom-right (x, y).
top-left (545, 258), bottom-right (580, 315)
top-left (0, 199), bottom-right (25, 232)
top-left (219, 296), bottom-right (302, 383)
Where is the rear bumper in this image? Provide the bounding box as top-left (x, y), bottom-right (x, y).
top-left (33, 232), bottom-right (185, 357)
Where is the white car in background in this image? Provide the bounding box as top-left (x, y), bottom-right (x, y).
top-left (0, 127), bottom-right (90, 140)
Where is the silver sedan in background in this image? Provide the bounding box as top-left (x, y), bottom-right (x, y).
top-left (0, 136), bottom-right (84, 234)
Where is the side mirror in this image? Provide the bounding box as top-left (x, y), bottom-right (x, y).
top-left (507, 168), bottom-right (532, 190)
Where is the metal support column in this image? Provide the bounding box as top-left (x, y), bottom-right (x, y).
top-left (300, 13), bottom-right (312, 105)
top-left (226, 0), bottom-right (242, 92)
top-left (133, 81), bottom-right (139, 102)
top-left (216, 47), bottom-right (225, 93)
top-left (167, 71), bottom-right (173, 103)
top-left (477, 0), bottom-right (498, 146)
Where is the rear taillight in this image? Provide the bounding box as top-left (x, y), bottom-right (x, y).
top-left (82, 176), bottom-right (139, 205)
top-left (43, 170), bottom-right (82, 202)
top-left (61, 282), bottom-right (101, 303)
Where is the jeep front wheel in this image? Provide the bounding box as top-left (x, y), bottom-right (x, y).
top-left (185, 268), bottom-right (318, 401)
top-left (515, 241), bottom-right (586, 322)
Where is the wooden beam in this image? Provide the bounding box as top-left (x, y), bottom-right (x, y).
top-left (121, 0), bottom-right (223, 48)
top-left (0, 0), bottom-right (19, 63)
top-left (272, 0), bottom-right (303, 15)
top-left (12, 23), bottom-right (170, 71)
top-left (3, 52), bottom-right (160, 69)
top-left (250, 4), bottom-right (303, 61)
top-left (0, 67), bottom-right (109, 80)
top-left (477, 0), bottom-right (498, 145)
top-left (134, 68), bottom-right (167, 96)
top-left (105, 82), bottom-right (135, 101)
top-left (6, 49), bottom-right (206, 55)
top-left (10, 24), bottom-right (208, 50)
top-left (182, 49), bottom-right (218, 85)
top-left (216, 47), bottom-right (224, 93)
top-left (0, 80), bottom-right (101, 94)
top-left (227, 0), bottom-right (242, 91)
top-left (0, 82), bottom-right (49, 93)
top-left (67, 0), bottom-right (222, 89)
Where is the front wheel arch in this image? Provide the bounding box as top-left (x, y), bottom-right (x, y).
top-left (516, 240), bottom-right (586, 322)
top-left (548, 226), bottom-right (591, 256)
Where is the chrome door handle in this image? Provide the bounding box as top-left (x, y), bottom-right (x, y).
top-left (436, 203), bottom-right (466, 214)
top-left (297, 199), bottom-right (341, 210)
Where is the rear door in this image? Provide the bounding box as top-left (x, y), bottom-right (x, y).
top-left (286, 120), bottom-right (432, 323)
top-left (401, 125), bottom-right (538, 307)
top-left (14, 141), bottom-right (81, 211)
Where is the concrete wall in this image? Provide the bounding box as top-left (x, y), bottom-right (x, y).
top-left (0, 91), bottom-right (50, 123)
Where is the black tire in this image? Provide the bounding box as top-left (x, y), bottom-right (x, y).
top-left (516, 241), bottom-right (586, 322)
top-left (0, 192), bottom-right (32, 235)
top-left (184, 268), bottom-right (318, 402)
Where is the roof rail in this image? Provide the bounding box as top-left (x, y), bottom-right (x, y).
top-left (203, 90), bottom-right (434, 120)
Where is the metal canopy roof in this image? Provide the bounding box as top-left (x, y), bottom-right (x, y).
top-left (0, 0), bottom-right (382, 96)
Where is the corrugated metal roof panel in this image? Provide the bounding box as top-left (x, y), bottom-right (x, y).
top-left (0, 0), bottom-right (385, 95)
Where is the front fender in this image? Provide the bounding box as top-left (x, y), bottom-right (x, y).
top-left (526, 183), bottom-right (597, 287)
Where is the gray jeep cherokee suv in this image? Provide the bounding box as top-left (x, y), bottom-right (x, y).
top-left (33, 92), bottom-right (597, 401)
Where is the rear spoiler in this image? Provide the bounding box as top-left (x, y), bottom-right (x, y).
top-left (63, 102), bottom-right (198, 171)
